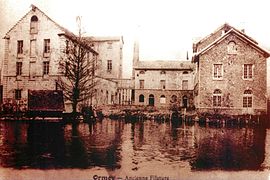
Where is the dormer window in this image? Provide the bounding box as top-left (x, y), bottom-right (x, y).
top-left (227, 41), bottom-right (237, 54)
top-left (30, 16), bottom-right (38, 34)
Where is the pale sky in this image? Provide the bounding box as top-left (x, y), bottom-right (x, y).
top-left (0, 0), bottom-right (270, 79)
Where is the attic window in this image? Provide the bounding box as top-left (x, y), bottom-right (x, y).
top-left (160, 70), bottom-right (166, 74)
top-left (227, 41), bottom-right (237, 54)
top-left (30, 16), bottom-right (38, 34)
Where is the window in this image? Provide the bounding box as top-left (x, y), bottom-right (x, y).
top-left (30, 40), bottom-right (36, 57)
top-left (213, 64), bottom-right (223, 79)
top-left (107, 60), bottom-right (112, 72)
top-left (44, 39), bottom-right (50, 54)
top-left (213, 89), bottom-right (222, 107)
top-left (16, 62), bottom-right (22, 76)
top-left (160, 80), bottom-right (166, 89)
top-left (43, 62), bottom-right (49, 75)
top-left (160, 70), bottom-right (166, 75)
top-left (243, 90), bottom-right (252, 108)
top-left (30, 16), bottom-right (38, 34)
top-left (160, 95), bottom-right (166, 104)
top-left (227, 41), bottom-right (237, 54)
top-left (149, 94), bottom-right (155, 106)
top-left (243, 64), bottom-right (253, 79)
top-left (17, 40), bottom-right (23, 55)
top-left (182, 80), bottom-right (188, 90)
top-left (139, 94), bottom-right (144, 102)
top-left (15, 89), bottom-right (22, 100)
top-left (183, 71), bottom-right (189, 74)
top-left (139, 80), bottom-right (144, 89)
top-left (139, 70), bottom-right (145, 74)
top-left (182, 96), bottom-right (188, 108)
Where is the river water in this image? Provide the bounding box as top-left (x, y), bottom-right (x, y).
top-left (0, 119), bottom-right (269, 180)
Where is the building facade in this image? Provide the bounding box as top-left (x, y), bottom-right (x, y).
top-left (2, 5), bottom-right (124, 112)
top-left (193, 23), bottom-right (270, 115)
top-left (134, 60), bottom-right (195, 109)
top-left (86, 36), bottom-right (124, 80)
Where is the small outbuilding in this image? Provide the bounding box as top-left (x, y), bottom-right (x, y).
top-left (28, 90), bottom-right (64, 118)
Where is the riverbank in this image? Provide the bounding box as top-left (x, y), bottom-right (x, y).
top-left (0, 105), bottom-right (269, 127)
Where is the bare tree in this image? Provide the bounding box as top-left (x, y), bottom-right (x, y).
top-left (57, 17), bottom-right (98, 118)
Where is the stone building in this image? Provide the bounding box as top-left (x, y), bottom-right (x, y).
top-left (1, 5), bottom-right (124, 112)
top-left (84, 36), bottom-right (133, 106)
top-left (132, 39), bottom-right (195, 109)
top-left (133, 60), bottom-right (195, 109)
top-left (192, 23), bottom-right (270, 115)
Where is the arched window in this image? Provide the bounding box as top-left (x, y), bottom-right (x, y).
top-left (139, 94), bottom-right (144, 103)
top-left (243, 90), bottom-right (252, 108)
top-left (160, 95), bottom-right (166, 104)
top-left (213, 89), bottom-right (222, 107)
top-left (149, 94), bottom-right (155, 106)
top-left (227, 41), bottom-right (237, 54)
top-left (182, 95), bottom-right (188, 108)
top-left (139, 70), bottom-right (145, 74)
top-left (170, 95), bottom-right (177, 103)
top-left (30, 16), bottom-right (38, 34)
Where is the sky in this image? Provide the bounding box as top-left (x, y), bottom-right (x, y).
top-left (0, 0), bottom-right (270, 80)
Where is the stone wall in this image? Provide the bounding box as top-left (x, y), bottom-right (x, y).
top-left (197, 33), bottom-right (267, 115)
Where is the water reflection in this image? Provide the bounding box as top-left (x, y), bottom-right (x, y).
top-left (0, 119), bottom-right (268, 171)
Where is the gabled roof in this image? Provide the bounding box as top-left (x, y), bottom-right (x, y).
top-left (134, 60), bottom-right (194, 70)
top-left (4, 5), bottom-right (98, 55)
top-left (194, 23), bottom-right (258, 46)
top-left (194, 28), bottom-right (270, 58)
top-left (4, 4), bottom-right (76, 39)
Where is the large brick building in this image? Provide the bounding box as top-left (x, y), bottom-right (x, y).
top-left (192, 23), bottom-right (270, 115)
top-left (1, 5), bottom-right (124, 112)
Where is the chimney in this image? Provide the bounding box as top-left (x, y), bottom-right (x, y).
top-left (132, 39), bottom-right (139, 79)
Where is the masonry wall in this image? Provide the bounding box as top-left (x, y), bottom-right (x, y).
top-left (195, 28), bottom-right (225, 52)
top-left (92, 40), bottom-right (123, 80)
top-left (134, 68), bottom-right (194, 108)
top-left (135, 89), bottom-right (194, 108)
top-left (197, 33), bottom-right (267, 115)
top-left (2, 8), bottom-right (121, 113)
top-left (3, 9), bottom-right (64, 104)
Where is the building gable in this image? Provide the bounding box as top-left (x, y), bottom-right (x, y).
top-left (193, 23), bottom-right (258, 53)
top-left (4, 5), bottom-right (74, 39)
top-left (195, 28), bottom-right (270, 58)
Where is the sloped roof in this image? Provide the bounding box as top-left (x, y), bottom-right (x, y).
top-left (194, 23), bottom-right (258, 46)
top-left (134, 60), bottom-right (194, 70)
top-left (194, 28), bottom-right (270, 58)
top-left (4, 4), bottom-right (76, 38)
top-left (86, 36), bottom-right (124, 44)
top-left (4, 5), bottom-right (98, 54)
top-left (28, 90), bottom-right (64, 112)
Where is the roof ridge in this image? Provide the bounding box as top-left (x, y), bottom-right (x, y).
top-left (4, 4), bottom-right (76, 38)
top-left (195, 28), bottom-right (270, 57)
